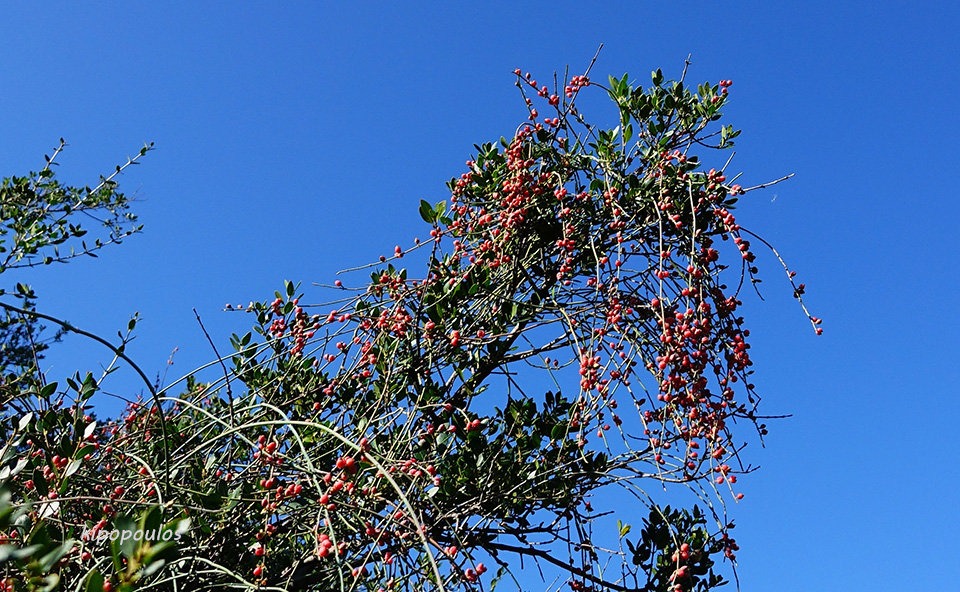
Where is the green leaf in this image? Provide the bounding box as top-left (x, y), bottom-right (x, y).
top-left (140, 505), bottom-right (162, 535)
top-left (112, 514), bottom-right (137, 561)
top-left (652, 68), bottom-right (664, 86)
top-left (38, 539), bottom-right (75, 572)
top-left (64, 459), bottom-right (82, 479)
top-left (550, 424), bottom-right (567, 440)
top-left (84, 569), bottom-right (104, 592)
top-left (141, 555), bottom-right (168, 577)
top-left (0, 457), bottom-right (28, 481)
top-left (0, 543), bottom-right (44, 562)
top-left (83, 420), bottom-right (97, 441)
top-left (166, 516), bottom-right (191, 537)
top-left (32, 467), bottom-right (49, 497)
top-left (419, 199), bottom-right (435, 224)
top-left (73, 444), bottom-right (95, 459)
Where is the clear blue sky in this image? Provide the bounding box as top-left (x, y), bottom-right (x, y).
top-left (2, 2), bottom-right (958, 590)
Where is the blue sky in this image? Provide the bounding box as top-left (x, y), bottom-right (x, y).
top-left (2, 2), bottom-right (958, 590)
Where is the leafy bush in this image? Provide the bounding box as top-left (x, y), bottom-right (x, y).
top-left (0, 63), bottom-right (816, 592)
